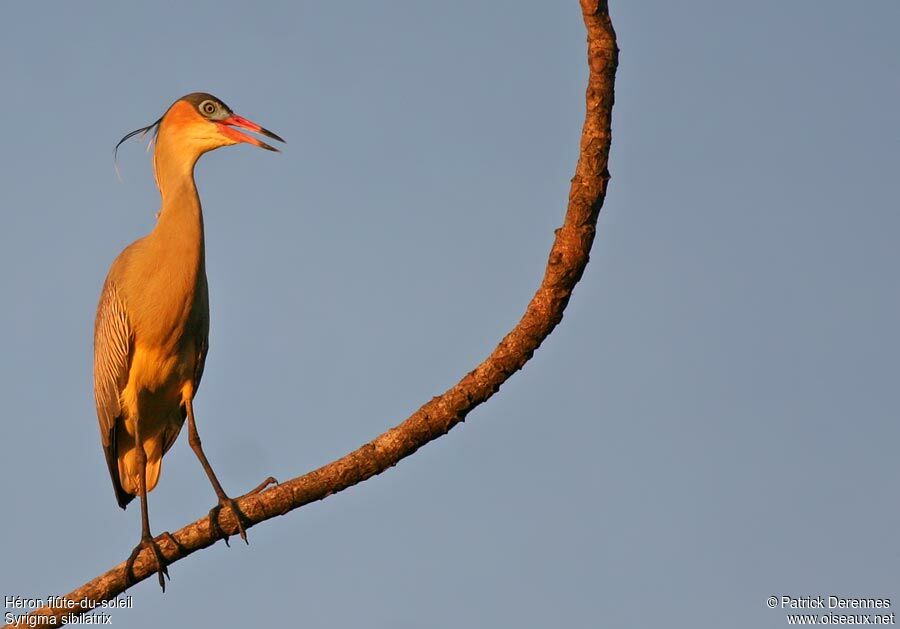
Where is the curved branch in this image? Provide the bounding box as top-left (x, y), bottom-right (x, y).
top-left (6, 2), bottom-right (617, 627)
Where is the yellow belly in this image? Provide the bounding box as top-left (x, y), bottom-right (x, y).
top-left (117, 343), bottom-right (196, 496)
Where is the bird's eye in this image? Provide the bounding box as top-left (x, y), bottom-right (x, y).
top-left (200, 100), bottom-right (218, 116)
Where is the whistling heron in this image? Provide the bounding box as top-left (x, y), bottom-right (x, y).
top-left (94, 92), bottom-right (284, 589)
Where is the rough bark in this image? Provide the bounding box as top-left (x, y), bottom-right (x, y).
top-left (4, 2), bottom-right (617, 626)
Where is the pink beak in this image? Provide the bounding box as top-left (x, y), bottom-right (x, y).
top-left (216, 114), bottom-right (285, 151)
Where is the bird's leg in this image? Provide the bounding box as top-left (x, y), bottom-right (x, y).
top-left (185, 398), bottom-right (266, 546)
top-left (124, 419), bottom-right (170, 591)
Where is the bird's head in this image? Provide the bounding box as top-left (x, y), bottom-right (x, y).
top-left (115, 92), bottom-right (285, 173)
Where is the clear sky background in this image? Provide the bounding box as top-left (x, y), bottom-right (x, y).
top-left (1, 2), bottom-right (898, 628)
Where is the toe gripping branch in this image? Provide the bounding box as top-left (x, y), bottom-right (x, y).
top-left (208, 476), bottom-right (279, 547)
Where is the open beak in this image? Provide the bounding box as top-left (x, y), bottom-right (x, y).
top-left (216, 114), bottom-right (285, 152)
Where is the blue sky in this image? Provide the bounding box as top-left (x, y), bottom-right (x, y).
top-left (1, 2), bottom-right (898, 627)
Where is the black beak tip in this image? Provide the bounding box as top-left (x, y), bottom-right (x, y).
top-left (261, 127), bottom-right (286, 144)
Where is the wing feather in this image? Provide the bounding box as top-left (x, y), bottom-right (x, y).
top-left (93, 278), bottom-right (134, 508)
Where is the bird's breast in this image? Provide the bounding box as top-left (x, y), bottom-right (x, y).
top-left (119, 339), bottom-right (198, 438)
top-left (129, 341), bottom-right (197, 393)
top-left (118, 258), bottom-right (207, 424)
top-left (127, 248), bottom-right (207, 348)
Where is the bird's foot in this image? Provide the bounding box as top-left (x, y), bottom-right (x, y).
top-left (124, 534), bottom-right (171, 592)
top-left (208, 497), bottom-right (251, 547)
top-left (207, 478), bottom-right (278, 547)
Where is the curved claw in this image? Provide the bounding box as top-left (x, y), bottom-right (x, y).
top-left (124, 535), bottom-right (170, 592)
top-left (209, 497), bottom-right (251, 546)
top-left (207, 503), bottom-right (231, 547)
top-left (208, 477), bottom-right (276, 546)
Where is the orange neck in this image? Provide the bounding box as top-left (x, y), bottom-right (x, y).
top-left (151, 119), bottom-right (205, 253)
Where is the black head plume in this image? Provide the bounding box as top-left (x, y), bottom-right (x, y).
top-left (113, 116), bottom-right (163, 178)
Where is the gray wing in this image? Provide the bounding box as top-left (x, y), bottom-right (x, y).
top-left (93, 278), bottom-right (134, 508)
top-left (194, 336), bottom-right (209, 391)
top-left (192, 278), bottom-right (210, 392)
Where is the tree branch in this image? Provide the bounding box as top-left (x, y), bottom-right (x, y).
top-left (6, 2), bottom-right (617, 626)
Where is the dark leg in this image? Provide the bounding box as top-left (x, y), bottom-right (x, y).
top-left (185, 398), bottom-right (276, 546)
top-left (124, 419), bottom-right (170, 591)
